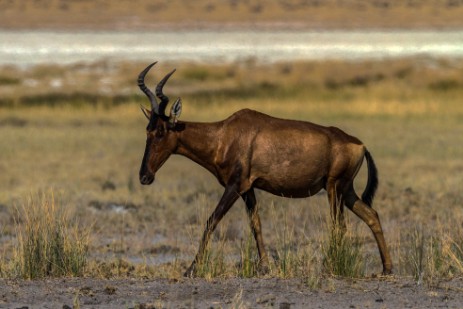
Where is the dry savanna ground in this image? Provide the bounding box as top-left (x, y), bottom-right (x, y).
top-left (1, 0), bottom-right (463, 30)
top-left (0, 58), bottom-right (463, 307)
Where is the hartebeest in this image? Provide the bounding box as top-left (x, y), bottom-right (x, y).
top-left (138, 62), bottom-right (393, 277)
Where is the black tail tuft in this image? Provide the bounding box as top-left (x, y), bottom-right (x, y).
top-left (362, 150), bottom-right (378, 207)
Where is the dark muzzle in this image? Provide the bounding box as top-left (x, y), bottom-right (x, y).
top-left (139, 173), bottom-right (154, 185)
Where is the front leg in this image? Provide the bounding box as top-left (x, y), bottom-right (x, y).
top-left (184, 184), bottom-right (240, 277)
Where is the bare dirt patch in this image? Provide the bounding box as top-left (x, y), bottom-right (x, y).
top-left (1, 277), bottom-right (462, 308)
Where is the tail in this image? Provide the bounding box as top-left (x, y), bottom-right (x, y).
top-left (361, 150), bottom-right (378, 207)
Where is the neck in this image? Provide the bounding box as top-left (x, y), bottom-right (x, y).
top-left (174, 121), bottom-right (222, 176)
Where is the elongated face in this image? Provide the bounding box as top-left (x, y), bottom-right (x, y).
top-left (137, 62), bottom-right (182, 185)
top-left (139, 113), bottom-right (175, 185)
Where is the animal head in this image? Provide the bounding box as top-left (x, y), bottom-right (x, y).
top-left (138, 62), bottom-right (183, 185)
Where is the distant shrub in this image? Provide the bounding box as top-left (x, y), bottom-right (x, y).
top-left (429, 79), bottom-right (460, 91)
top-left (0, 75), bottom-right (20, 86)
top-left (183, 68), bottom-right (211, 81)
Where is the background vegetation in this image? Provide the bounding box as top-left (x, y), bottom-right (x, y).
top-left (1, 57), bottom-right (462, 284)
top-left (2, 0), bottom-right (463, 30)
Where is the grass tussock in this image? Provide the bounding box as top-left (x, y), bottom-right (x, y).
top-left (238, 232), bottom-right (259, 278)
top-left (12, 192), bottom-right (90, 279)
top-left (322, 225), bottom-right (365, 278)
top-left (393, 217), bottom-right (463, 285)
top-left (194, 246), bottom-right (227, 280)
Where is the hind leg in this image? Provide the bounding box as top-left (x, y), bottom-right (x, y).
top-left (344, 185), bottom-right (393, 275)
top-left (242, 189), bottom-right (270, 273)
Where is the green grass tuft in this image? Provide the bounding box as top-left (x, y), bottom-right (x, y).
top-left (12, 192), bottom-right (90, 279)
top-left (322, 224), bottom-right (365, 278)
top-left (238, 232), bottom-right (258, 278)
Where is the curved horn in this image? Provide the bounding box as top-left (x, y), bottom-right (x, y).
top-left (156, 69), bottom-right (176, 117)
top-left (138, 62), bottom-right (159, 114)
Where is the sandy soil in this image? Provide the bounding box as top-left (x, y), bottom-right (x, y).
top-left (1, 276), bottom-right (462, 308)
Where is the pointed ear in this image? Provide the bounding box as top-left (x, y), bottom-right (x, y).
top-left (140, 105), bottom-right (151, 120)
top-left (169, 97), bottom-right (182, 125)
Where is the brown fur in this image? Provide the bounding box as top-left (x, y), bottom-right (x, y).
top-left (138, 63), bottom-right (392, 277)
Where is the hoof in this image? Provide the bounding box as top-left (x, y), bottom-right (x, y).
top-left (382, 270), bottom-right (393, 277)
top-left (183, 264), bottom-right (196, 278)
top-left (382, 266), bottom-right (393, 276)
top-left (257, 263), bottom-right (270, 276)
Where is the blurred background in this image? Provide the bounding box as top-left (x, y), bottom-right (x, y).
top-left (1, 0), bottom-right (463, 279)
top-left (1, 0), bottom-right (463, 104)
top-left (2, 0), bottom-right (463, 103)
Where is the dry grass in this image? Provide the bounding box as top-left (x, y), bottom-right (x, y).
top-left (10, 192), bottom-right (90, 279)
top-left (0, 58), bottom-right (463, 282)
top-left (1, 0), bottom-right (463, 30)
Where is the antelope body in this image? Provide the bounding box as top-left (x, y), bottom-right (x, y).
top-left (138, 62), bottom-right (393, 276)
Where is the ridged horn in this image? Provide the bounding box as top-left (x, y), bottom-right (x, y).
top-left (156, 69), bottom-right (176, 117)
top-left (138, 62), bottom-right (159, 114)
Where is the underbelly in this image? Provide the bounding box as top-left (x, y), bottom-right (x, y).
top-left (253, 177), bottom-right (325, 198)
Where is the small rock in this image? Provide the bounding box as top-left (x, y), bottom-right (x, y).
top-left (256, 294), bottom-right (275, 304)
top-left (280, 302), bottom-right (291, 309)
top-left (104, 286), bottom-right (116, 295)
